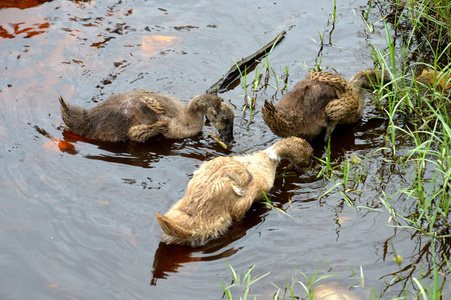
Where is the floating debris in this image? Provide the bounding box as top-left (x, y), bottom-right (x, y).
top-left (208, 131), bottom-right (228, 149)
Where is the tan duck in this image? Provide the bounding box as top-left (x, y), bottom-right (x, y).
top-left (59, 90), bottom-right (234, 144)
top-left (415, 68), bottom-right (451, 90)
top-left (262, 69), bottom-right (388, 142)
top-left (155, 136), bottom-right (313, 246)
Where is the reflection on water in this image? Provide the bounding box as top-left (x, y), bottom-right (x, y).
top-left (1, 0), bottom-right (448, 299)
top-left (0, 0), bottom-right (53, 10)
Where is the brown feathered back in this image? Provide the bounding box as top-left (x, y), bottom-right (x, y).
top-left (262, 75), bottom-right (338, 140)
top-left (262, 70), bottom-right (389, 142)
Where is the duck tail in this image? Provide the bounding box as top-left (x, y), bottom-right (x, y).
top-left (58, 96), bottom-right (88, 134)
top-left (262, 100), bottom-right (276, 124)
top-left (262, 100), bottom-right (291, 137)
top-left (155, 213), bottom-right (195, 245)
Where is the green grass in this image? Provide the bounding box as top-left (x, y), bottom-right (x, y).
top-left (219, 259), bottom-right (340, 300)
top-left (360, 0), bottom-right (451, 297)
top-left (235, 32), bottom-right (286, 120)
top-left (219, 262), bottom-right (270, 300)
top-left (260, 190), bottom-right (293, 218)
top-left (220, 0), bottom-right (451, 298)
top-left (368, 0), bottom-right (451, 242)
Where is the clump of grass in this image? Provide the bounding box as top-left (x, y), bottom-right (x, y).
top-left (235, 33), bottom-right (287, 120)
top-left (315, 139), bottom-right (337, 180)
top-left (219, 262), bottom-right (270, 300)
top-left (315, 140), bottom-right (370, 207)
top-left (290, 259), bottom-right (340, 299)
top-left (369, 2), bottom-right (451, 240)
top-left (364, 0), bottom-right (451, 297)
top-left (308, 0), bottom-right (339, 70)
top-left (235, 62), bottom-right (255, 119)
top-left (220, 259), bottom-right (341, 300)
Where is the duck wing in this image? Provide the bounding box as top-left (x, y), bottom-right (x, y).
top-left (323, 91), bottom-right (361, 142)
top-left (127, 122), bottom-right (170, 142)
top-left (325, 91), bottom-right (361, 124)
top-left (139, 96), bottom-right (166, 114)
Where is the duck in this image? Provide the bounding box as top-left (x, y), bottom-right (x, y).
top-left (59, 90), bottom-right (235, 144)
top-left (262, 69), bottom-right (389, 142)
top-left (415, 68), bottom-right (451, 90)
top-left (155, 136), bottom-right (313, 247)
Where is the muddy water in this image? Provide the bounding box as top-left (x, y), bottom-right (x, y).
top-left (0, 0), bottom-right (441, 299)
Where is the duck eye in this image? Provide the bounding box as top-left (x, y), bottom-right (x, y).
top-left (222, 117), bottom-right (230, 125)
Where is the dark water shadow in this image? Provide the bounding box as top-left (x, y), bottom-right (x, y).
top-left (309, 123), bottom-right (357, 159)
top-left (32, 124), bottom-right (233, 168)
top-left (83, 134), bottom-right (233, 168)
top-left (83, 135), bottom-right (178, 168)
top-left (309, 116), bottom-right (387, 161)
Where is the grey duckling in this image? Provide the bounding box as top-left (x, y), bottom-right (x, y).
top-left (59, 90), bottom-right (235, 144)
top-left (262, 70), bottom-right (389, 142)
top-left (155, 136), bottom-right (313, 247)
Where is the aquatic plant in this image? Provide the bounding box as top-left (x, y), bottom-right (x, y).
top-left (234, 32), bottom-right (286, 120)
top-left (260, 190), bottom-right (293, 218)
top-left (365, 0), bottom-right (451, 297)
top-left (219, 262), bottom-right (270, 300)
top-left (219, 259), bottom-right (341, 300)
top-left (216, 0), bottom-right (451, 297)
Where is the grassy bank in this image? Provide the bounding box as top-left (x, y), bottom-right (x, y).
top-left (218, 0), bottom-right (450, 299)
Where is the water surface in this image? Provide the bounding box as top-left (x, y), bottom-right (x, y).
top-left (0, 0), bottom-right (443, 299)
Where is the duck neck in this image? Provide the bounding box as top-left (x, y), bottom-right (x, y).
top-left (263, 138), bottom-right (311, 168)
top-left (186, 95), bottom-right (214, 116)
top-left (162, 97), bottom-right (208, 139)
top-left (263, 142), bottom-right (288, 170)
top-left (171, 95), bottom-right (211, 137)
top-left (348, 70), bottom-right (384, 98)
top-left (178, 94), bottom-right (224, 137)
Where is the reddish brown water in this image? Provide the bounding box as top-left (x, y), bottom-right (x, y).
top-left (1, 0), bottom-right (448, 299)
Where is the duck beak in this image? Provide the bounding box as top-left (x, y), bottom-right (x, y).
top-left (219, 127), bottom-right (234, 145)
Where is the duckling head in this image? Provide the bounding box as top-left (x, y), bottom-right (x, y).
top-left (415, 69), bottom-right (435, 84)
top-left (266, 137), bottom-right (313, 169)
top-left (349, 69), bottom-right (390, 91)
top-left (416, 69), bottom-right (451, 90)
top-left (206, 100), bottom-right (235, 145)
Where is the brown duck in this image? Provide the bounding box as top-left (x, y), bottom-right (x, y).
top-left (155, 136), bottom-right (313, 247)
top-left (59, 90), bottom-right (234, 144)
top-left (262, 70), bottom-right (388, 142)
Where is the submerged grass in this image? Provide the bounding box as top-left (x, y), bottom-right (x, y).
top-left (260, 190), bottom-right (293, 218)
top-left (235, 33), bottom-right (287, 120)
